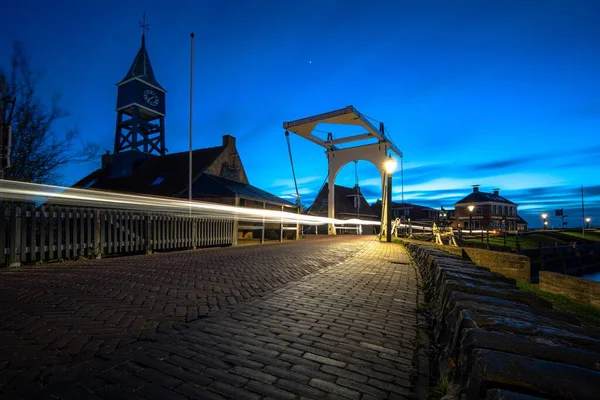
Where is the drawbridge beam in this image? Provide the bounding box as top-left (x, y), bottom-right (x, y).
top-left (283, 105), bottom-right (402, 157)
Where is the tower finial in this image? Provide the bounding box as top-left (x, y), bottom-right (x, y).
top-left (139, 11), bottom-right (149, 46)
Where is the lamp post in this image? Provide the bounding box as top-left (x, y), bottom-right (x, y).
top-left (586, 217), bottom-right (591, 229)
top-left (468, 205), bottom-right (474, 234)
top-left (541, 213), bottom-right (547, 231)
top-left (384, 155), bottom-right (397, 243)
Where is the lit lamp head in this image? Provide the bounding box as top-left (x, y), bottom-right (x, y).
top-left (586, 217), bottom-right (591, 223)
top-left (541, 213), bottom-right (548, 219)
top-left (468, 205), bottom-right (475, 212)
top-left (384, 155), bottom-right (397, 175)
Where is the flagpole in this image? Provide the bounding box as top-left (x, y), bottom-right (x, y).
top-left (189, 33), bottom-right (195, 204)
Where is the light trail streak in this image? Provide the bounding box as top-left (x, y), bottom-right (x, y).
top-left (0, 180), bottom-right (381, 227)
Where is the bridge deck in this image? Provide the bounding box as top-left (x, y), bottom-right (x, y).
top-left (0, 236), bottom-right (426, 399)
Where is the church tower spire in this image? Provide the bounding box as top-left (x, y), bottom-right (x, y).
top-left (114, 12), bottom-right (166, 156)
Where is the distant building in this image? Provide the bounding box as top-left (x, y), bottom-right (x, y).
top-left (306, 184), bottom-right (378, 233)
top-left (454, 186), bottom-right (520, 231)
top-left (516, 215), bottom-right (529, 232)
top-left (371, 201), bottom-right (451, 225)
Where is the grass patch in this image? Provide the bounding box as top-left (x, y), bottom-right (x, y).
top-left (464, 233), bottom-right (567, 249)
top-left (427, 377), bottom-right (448, 400)
top-left (559, 230), bottom-right (600, 242)
top-left (516, 279), bottom-right (600, 329)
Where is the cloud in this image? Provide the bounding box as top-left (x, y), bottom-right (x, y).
top-left (360, 186), bottom-right (382, 198)
top-left (473, 157), bottom-right (531, 171)
top-left (270, 176), bottom-right (322, 189)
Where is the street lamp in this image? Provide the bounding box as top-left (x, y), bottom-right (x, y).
top-left (541, 213), bottom-right (548, 231)
top-left (586, 217), bottom-right (591, 229)
top-left (384, 155), bottom-right (397, 243)
top-left (468, 205), bottom-right (474, 233)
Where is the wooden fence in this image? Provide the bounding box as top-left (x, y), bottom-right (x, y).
top-left (1, 202), bottom-right (234, 267)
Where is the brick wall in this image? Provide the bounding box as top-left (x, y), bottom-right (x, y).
top-left (461, 247), bottom-right (530, 280)
top-left (539, 271), bottom-right (600, 308)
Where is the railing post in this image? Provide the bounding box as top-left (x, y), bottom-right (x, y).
top-left (232, 197), bottom-right (239, 246)
top-left (146, 213), bottom-right (153, 254)
top-left (9, 203), bottom-right (20, 267)
top-left (0, 202), bottom-right (6, 267)
top-left (95, 209), bottom-right (103, 259)
top-left (279, 205), bottom-right (284, 242)
top-left (261, 202), bottom-right (266, 244)
top-left (296, 207), bottom-right (300, 240)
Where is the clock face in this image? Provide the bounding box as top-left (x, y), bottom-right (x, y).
top-left (143, 89), bottom-right (159, 107)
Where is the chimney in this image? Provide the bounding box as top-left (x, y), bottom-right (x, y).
top-left (472, 184), bottom-right (480, 193)
top-left (101, 150), bottom-right (112, 169)
top-left (493, 188), bottom-right (500, 195)
top-left (222, 134), bottom-right (236, 148)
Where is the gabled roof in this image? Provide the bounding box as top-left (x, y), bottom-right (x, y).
top-left (370, 200), bottom-right (436, 217)
top-left (307, 184), bottom-right (378, 218)
top-left (119, 35), bottom-right (164, 90)
top-left (74, 146), bottom-right (224, 197)
top-left (183, 173), bottom-right (294, 207)
top-left (516, 215), bottom-right (528, 225)
top-left (455, 191), bottom-right (516, 205)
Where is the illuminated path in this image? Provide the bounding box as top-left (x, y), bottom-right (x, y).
top-left (0, 236), bottom-right (426, 399)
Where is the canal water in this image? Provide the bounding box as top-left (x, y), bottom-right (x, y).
top-left (581, 271), bottom-right (600, 282)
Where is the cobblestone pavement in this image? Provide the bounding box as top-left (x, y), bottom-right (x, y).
top-left (0, 236), bottom-right (425, 399)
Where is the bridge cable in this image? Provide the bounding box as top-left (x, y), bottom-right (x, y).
top-left (284, 130), bottom-right (302, 211)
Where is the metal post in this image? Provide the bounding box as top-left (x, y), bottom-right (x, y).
top-left (386, 173), bottom-right (392, 242)
top-left (188, 33), bottom-right (195, 204)
top-left (581, 185), bottom-right (585, 237)
top-left (469, 212), bottom-right (473, 234)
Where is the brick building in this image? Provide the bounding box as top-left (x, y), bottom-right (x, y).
top-left (454, 186), bottom-right (521, 231)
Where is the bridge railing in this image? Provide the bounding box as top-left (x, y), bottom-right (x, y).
top-left (1, 202), bottom-right (233, 267)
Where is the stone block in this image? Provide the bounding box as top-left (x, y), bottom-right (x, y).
top-left (466, 349), bottom-right (600, 400)
top-left (457, 328), bottom-right (600, 376)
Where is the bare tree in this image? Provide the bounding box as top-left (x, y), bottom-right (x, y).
top-left (0, 42), bottom-right (99, 184)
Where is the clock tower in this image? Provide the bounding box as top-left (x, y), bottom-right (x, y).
top-left (114, 30), bottom-right (166, 155)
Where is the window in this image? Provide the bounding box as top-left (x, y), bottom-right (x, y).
top-left (476, 205), bottom-right (482, 214)
top-left (151, 176), bottom-right (164, 186)
top-left (84, 179), bottom-right (97, 189)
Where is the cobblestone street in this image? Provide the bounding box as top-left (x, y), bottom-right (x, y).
top-left (0, 236), bottom-right (425, 399)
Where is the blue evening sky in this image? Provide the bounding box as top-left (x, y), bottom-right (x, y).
top-left (1, 0), bottom-right (599, 228)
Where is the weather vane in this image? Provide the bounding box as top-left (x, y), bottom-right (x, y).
top-left (139, 11), bottom-right (149, 35)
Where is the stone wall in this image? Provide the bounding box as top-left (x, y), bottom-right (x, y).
top-left (401, 238), bottom-right (531, 281)
top-left (404, 242), bottom-right (600, 400)
top-left (539, 271), bottom-right (600, 308)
